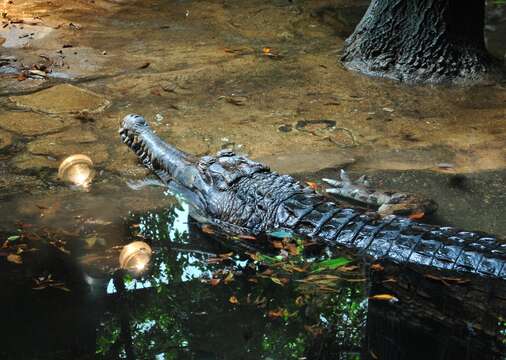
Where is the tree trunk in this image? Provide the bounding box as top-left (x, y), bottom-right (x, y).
top-left (342, 0), bottom-right (499, 84)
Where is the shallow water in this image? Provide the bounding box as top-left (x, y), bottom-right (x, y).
top-left (0, 0), bottom-right (506, 359)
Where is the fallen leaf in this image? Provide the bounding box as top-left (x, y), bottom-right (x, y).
top-left (312, 257), bottom-right (351, 272)
top-left (369, 294), bottom-right (399, 303)
top-left (370, 263), bottom-right (384, 271)
top-left (229, 295), bottom-right (239, 304)
top-left (224, 272), bottom-right (234, 284)
top-left (286, 243), bottom-right (299, 256)
top-left (268, 308), bottom-right (284, 318)
top-left (201, 225), bottom-right (215, 234)
top-left (239, 234), bottom-right (256, 241)
top-left (7, 254), bottom-right (22, 264)
top-left (304, 325), bottom-right (324, 336)
top-left (305, 181), bottom-right (319, 190)
top-left (409, 212), bottom-right (425, 220)
top-left (272, 240), bottom-right (283, 249)
top-left (339, 265), bottom-right (359, 272)
top-left (270, 277), bottom-right (284, 286)
top-left (210, 278), bottom-right (221, 286)
top-left (219, 252), bottom-right (234, 259)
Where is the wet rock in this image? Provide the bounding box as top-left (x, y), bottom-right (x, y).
top-left (11, 153), bottom-right (58, 171)
top-left (257, 150), bottom-right (355, 174)
top-left (0, 129), bottom-right (13, 150)
top-left (26, 129), bottom-right (109, 164)
top-left (105, 147), bottom-right (150, 178)
top-left (0, 23), bottom-right (54, 48)
top-left (9, 84), bottom-right (110, 114)
top-left (0, 112), bottom-right (75, 136)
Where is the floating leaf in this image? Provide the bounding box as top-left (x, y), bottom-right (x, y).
top-left (312, 257), bottom-right (351, 272)
top-left (370, 263), bottom-right (384, 271)
top-left (7, 254), bottom-right (22, 264)
top-left (305, 181), bottom-right (319, 190)
top-left (268, 308), bottom-right (284, 318)
top-left (369, 294), bottom-right (399, 303)
top-left (409, 211), bottom-right (425, 220)
top-left (224, 272), bottom-right (234, 284)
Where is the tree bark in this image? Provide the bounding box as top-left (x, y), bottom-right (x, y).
top-left (342, 0), bottom-right (500, 84)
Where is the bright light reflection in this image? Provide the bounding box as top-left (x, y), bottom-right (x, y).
top-left (58, 154), bottom-right (95, 190)
top-left (119, 241), bottom-right (153, 275)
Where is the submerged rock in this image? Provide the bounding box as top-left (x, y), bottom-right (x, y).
top-left (26, 129), bottom-right (109, 164)
top-left (11, 153), bottom-right (58, 171)
top-left (0, 129), bottom-right (13, 150)
top-left (0, 112), bottom-right (75, 136)
top-left (9, 84), bottom-right (110, 114)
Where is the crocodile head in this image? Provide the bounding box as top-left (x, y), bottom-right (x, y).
top-left (119, 114), bottom-right (273, 230)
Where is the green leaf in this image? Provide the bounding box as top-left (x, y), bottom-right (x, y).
top-left (312, 257), bottom-right (351, 272)
top-left (7, 235), bottom-right (20, 241)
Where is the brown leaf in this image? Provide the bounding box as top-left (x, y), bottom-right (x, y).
top-left (409, 211), bottom-right (425, 220)
top-left (218, 252), bottom-right (234, 259)
top-left (286, 243), bottom-right (299, 256)
top-left (229, 295), bottom-right (239, 304)
top-left (210, 278), bottom-right (221, 286)
top-left (339, 265), bottom-right (359, 272)
top-left (304, 325), bottom-right (324, 336)
top-left (268, 308), bottom-right (284, 318)
top-left (369, 294), bottom-right (399, 303)
top-left (201, 224), bottom-right (215, 234)
top-left (272, 240), bottom-right (283, 249)
top-left (370, 263), bottom-right (384, 271)
top-left (305, 181), bottom-right (319, 191)
top-left (7, 254), bottom-right (22, 264)
top-left (239, 234), bottom-right (256, 241)
top-left (224, 272), bottom-right (234, 284)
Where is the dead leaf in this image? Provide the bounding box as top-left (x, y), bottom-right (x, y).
top-left (339, 265), bottom-right (359, 272)
top-left (304, 325), bottom-right (324, 336)
top-left (305, 181), bottom-right (319, 190)
top-left (224, 272), bottom-right (234, 284)
top-left (370, 263), bottom-right (384, 271)
top-left (409, 211), bottom-right (425, 220)
top-left (229, 295), bottom-right (239, 304)
top-left (286, 243), bottom-right (299, 256)
top-left (271, 276), bottom-right (284, 286)
top-left (201, 225), bottom-right (215, 234)
top-left (272, 240), bottom-right (283, 249)
top-left (268, 308), bottom-right (284, 318)
top-left (7, 254), bottom-right (22, 264)
top-left (210, 278), bottom-right (221, 286)
top-left (219, 252), bottom-right (234, 259)
top-left (369, 294), bottom-right (399, 303)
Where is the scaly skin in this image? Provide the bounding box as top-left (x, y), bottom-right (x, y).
top-left (119, 114), bottom-right (506, 279)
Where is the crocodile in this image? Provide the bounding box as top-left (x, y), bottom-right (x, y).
top-left (119, 114), bottom-right (506, 280)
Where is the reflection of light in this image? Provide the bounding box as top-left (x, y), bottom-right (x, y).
top-left (58, 154), bottom-right (95, 190)
top-left (119, 241), bottom-right (152, 276)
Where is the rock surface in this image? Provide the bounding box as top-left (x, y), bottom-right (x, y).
top-left (0, 129), bottom-right (13, 150)
top-left (26, 129), bottom-right (109, 163)
top-left (9, 84), bottom-right (110, 114)
top-left (0, 112), bottom-right (75, 135)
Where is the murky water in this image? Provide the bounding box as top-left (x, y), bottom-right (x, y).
top-left (1, 0), bottom-right (506, 359)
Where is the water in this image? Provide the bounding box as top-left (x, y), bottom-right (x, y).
top-left (1, 0), bottom-right (506, 359)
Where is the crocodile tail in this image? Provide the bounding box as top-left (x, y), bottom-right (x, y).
top-left (280, 194), bottom-right (506, 279)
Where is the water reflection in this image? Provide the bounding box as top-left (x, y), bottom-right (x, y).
top-left (118, 241), bottom-right (152, 275)
top-left (0, 203), bottom-right (505, 359)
